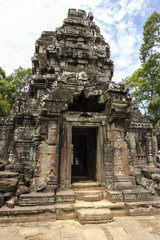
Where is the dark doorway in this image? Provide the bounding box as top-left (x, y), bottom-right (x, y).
top-left (72, 127), bottom-right (97, 181)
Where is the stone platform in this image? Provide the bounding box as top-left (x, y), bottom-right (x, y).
top-left (0, 181), bottom-right (160, 224)
top-left (0, 198), bottom-right (160, 224)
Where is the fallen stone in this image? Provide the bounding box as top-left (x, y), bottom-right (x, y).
top-left (16, 185), bottom-right (30, 196)
top-left (36, 178), bottom-right (47, 192)
top-left (6, 197), bottom-right (15, 209)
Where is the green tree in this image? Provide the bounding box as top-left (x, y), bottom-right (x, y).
top-left (0, 66), bottom-right (32, 116)
top-left (9, 66), bottom-right (32, 92)
top-left (122, 11), bottom-right (160, 125)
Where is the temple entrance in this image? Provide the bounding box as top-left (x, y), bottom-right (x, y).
top-left (72, 127), bottom-right (97, 181)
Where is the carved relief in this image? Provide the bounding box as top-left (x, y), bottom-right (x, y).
top-left (115, 156), bottom-right (123, 174)
top-left (114, 131), bottom-right (122, 139)
top-left (115, 139), bottom-right (123, 149)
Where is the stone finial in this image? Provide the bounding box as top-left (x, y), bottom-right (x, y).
top-left (88, 12), bottom-right (94, 21)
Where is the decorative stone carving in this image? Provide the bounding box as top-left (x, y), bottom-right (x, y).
top-left (115, 156), bottom-right (123, 174)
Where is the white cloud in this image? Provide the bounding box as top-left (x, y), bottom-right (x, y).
top-left (114, 8), bottom-right (126, 21)
top-left (110, 40), bottom-right (119, 57)
top-left (94, 8), bottom-right (114, 24)
top-left (128, 0), bottom-right (149, 16)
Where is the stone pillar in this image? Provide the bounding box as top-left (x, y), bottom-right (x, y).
top-left (104, 141), bottom-right (114, 189)
top-left (146, 135), bottom-right (154, 166)
top-left (60, 122), bottom-right (72, 188)
top-left (96, 126), bottom-right (106, 185)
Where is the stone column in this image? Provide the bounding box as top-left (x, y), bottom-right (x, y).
top-left (146, 135), bottom-right (154, 166)
top-left (60, 121), bottom-right (72, 188)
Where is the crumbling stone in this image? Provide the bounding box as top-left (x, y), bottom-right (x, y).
top-left (16, 185), bottom-right (30, 196)
top-left (6, 196), bottom-right (16, 208)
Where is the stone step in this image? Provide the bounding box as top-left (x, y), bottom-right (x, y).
top-left (114, 175), bottom-right (134, 190)
top-left (106, 187), bottom-right (153, 203)
top-left (74, 190), bottom-right (102, 200)
top-left (5, 163), bottom-right (24, 173)
top-left (84, 194), bottom-right (101, 202)
top-left (76, 208), bottom-right (113, 224)
top-left (19, 192), bottom-right (55, 206)
top-left (106, 190), bottom-right (123, 203)
top-left (0, 171), bottom-right (19, 178)
top-left (136, 174), bottom-right (156, 194)
top-left (72, 181), bottom-right (101, 189)
top-left (55, 190), bottom-right (75, 203)
top-left (132, 187), bottom-right (153, 201)
top-left (0, 204), bottom-right (56, 219)
top-left (124, 198), bottom-right (160, 216)
top-left (142, 167), bottom-right (160, 180)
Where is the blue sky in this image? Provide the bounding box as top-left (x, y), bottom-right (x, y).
top-left (0, 0), bottom-right (160, 82)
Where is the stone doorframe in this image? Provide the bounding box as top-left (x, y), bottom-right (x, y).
top-left (59, 112), bottom-right (107, 188)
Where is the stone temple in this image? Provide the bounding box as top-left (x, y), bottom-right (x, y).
top-left (0, 9), bottom-right (160, 223)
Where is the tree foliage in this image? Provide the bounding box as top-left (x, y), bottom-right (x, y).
top-left (121, 11), bottom-right (160, 125)
top-left (0, 66), bottom-right (32, 116)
